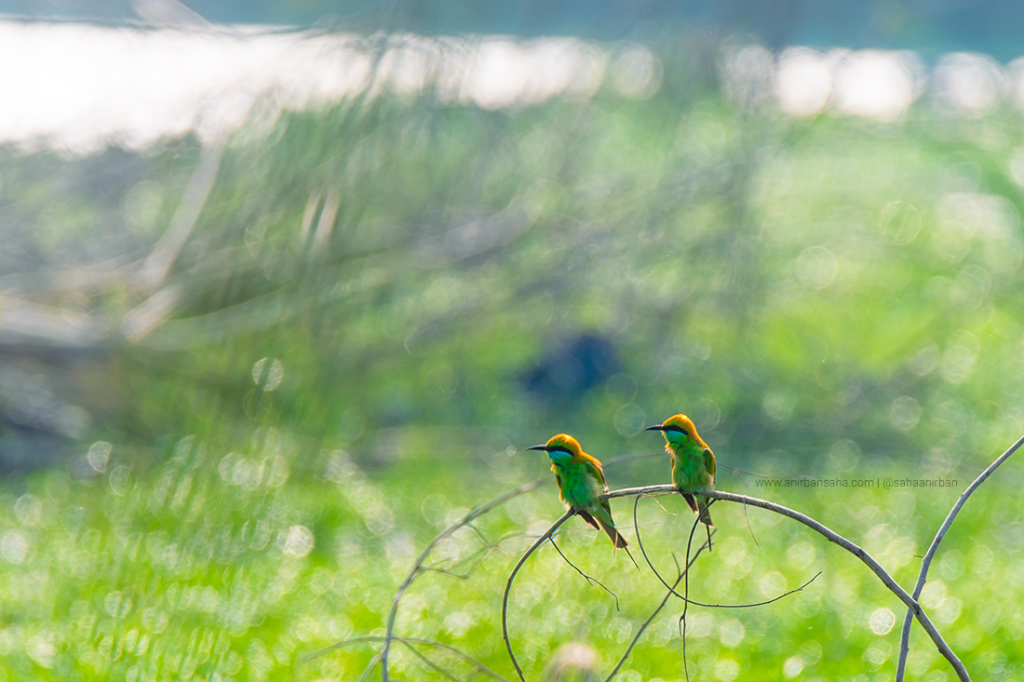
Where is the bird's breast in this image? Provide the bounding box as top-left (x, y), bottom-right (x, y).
top-left (558, 466), bottom-right (602, 509)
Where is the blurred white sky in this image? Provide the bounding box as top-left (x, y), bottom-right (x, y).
top-left (0, 20), bottom-right (1022, 154)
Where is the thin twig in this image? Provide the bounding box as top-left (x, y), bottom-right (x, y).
top-left (741, 500), bottom-right (762, 550)
top-left (895, 432), bottom-right (1024, 681)
top-left (718, 462), bottom-right (777, 478)
top-left (406, 638), bottom-right (514, 682)
top-left (421, 566), bottom-right (474, 579)
top-left (631, 494), bottom-right (821, 609)
top-left (304, 636), bottom-right (380, 661)
top-left (606, 485), bottom-right (969, 682)
top-left (680, 502), bottom-right (703, 682)
top-left (702, 499), bottom-right (714, 552)
top-left (604, 533), bottom-right (713, 682)
top-left (502, 511), bottom-right (574, 682)
top-left (400, 641), bottom-right (463, 682)
top-left (549, 536), bottom-right (621, 611)
top-left (358, 653), bottom-right (382, 682)
top-left (380, 476), bottom-right (552, 679)
top-left (489, 530), bottom-right (538, 556)
top-left (303, 636), bottom-right (512, 682)
top-left (425, 541), bottom-right (501, 579)
top-left (465, 522), bottom-right (491, 545)
top-left (651, 496), bottom-right (676, 516)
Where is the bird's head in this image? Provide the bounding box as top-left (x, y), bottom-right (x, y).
top-left (526, 433), bottom-right (583, 465)
top-left (644, 414), bottom-right (706, 448)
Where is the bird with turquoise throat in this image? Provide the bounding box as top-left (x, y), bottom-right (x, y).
top-left (527, 434), bottom-right (629, 549)
top-left (645, 414), bottom-right (716, 546)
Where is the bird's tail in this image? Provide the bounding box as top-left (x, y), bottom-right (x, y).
top-left (583, 507), bottom-right (629, 549)
top-left (682, 493), bottom-right (715, 528)
top-left (597, 516), bottom-right (629, 549)
top-left (697, 498), bottom-right (714, 528)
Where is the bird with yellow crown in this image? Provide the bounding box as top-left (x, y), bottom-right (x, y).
top-left (527, 434), bottom-right (629, 548)
top-left (645, 414), bottom-right (716, 535)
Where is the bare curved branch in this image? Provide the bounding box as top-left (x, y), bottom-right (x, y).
top-left (679, 499), bottom-right (705, 682)
top-left (304, 635), bottom-right (512, 682)
top-left (402, 641), bottom-right (463, 682)
top-left (380, 476), bottom-right (551, 679)
top-left (895, 432), bottom-right (1024, 681)
top-left (502, 510), bottom-right (574, 682)
top-left (630, 494), bottom-right (821, 609)
top-left (605, 530), bottom-right (713, 682)
top-left (604, 485), bottom-right (969, 682)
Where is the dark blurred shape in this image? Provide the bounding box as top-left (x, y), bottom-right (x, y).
top-left (522, 334), bottom-right (621, 403)
top-left (0, 350), bottom-right (103, 471)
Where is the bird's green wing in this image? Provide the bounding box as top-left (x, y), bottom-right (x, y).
top-left (704, 449), bottom-right (716, 481)
top-left (583, 457), bottom-right (606, 487)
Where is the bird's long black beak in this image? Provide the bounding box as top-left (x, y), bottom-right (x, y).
top-left (643, 424), bottom-right (666, 432)
top-left (526, 445), bottom-right (550, 452)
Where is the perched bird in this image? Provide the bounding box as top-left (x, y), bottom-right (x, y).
top-left (527, 434), bottom-right (629, 548)
top-left (645, 414), bottom-right (716, 529)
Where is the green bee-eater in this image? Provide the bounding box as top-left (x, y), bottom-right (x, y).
top-left (527, 434), bottom-right (629, 548)
top-left (645, 414), bottom-right (716, 529)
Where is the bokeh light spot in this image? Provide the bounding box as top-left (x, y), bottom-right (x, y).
top-left (283, 526), bottom-right (314, 558)
top-left (609, 45), bottom-right (662, 100)
top-left (869, 607), bottom-right (896, 635)
top-left (87, 441), bottom-right (112, 473)
top-left (717, 619), bottom-right (745, 647)
top-left (862, 642), bottom-right (891, 670)
top-left (833, 50), bottom-right (917, 121)
top-left (759, 571), bottom-right (787, 597)
top-left (933, 53), bottom-right (1005, 114)
top-left (253, 358), bottom-right (284, 391)
top-left (880, 201), bottom-right (921, 245)
top-left (796, 246), bottom-right (837, 289)
top-left (785, 541), bottom-right (816, 570)
top-left (715, 658), bottom-right (741, 681)
top-left (774, 47), bottom-right (833, 116)
top-left (890, 396), bottom-right (922, 431)
top-left (613, 403), bottom-right (646, 437)
top-left (763, 391), bottom-right (796, 424)
top-left (1, 530), bottom-right (29, 564)
top-left (14, 494), bottom-right (42, 526)
top-left (692, 398), bottom-right (722, 430)
top-left (782, 655), bottom-right (804, 678)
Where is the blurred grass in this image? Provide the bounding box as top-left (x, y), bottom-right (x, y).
top-left (2, 439), bottom-right (1022, 680)
top-left (0, 41), bottom-right (1023, 681)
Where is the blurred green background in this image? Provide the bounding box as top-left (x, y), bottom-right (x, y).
top-left (1, 15), bottom-right (1024, 682)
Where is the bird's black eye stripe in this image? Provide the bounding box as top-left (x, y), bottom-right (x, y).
top-left (549, 446), bottom-right (573, 454)
top-left (666, 425), bottom-right (688, 436)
